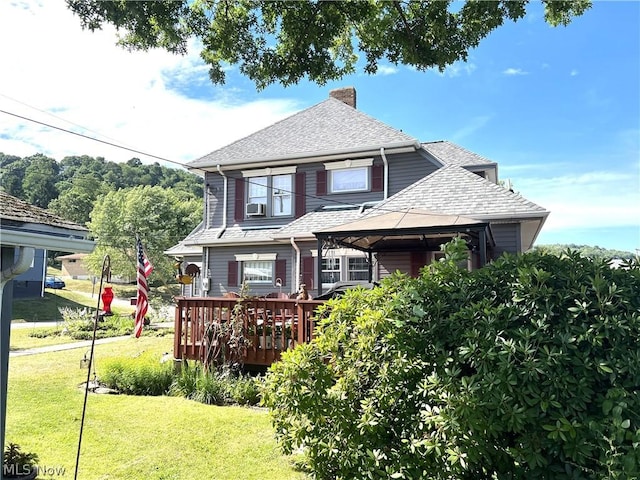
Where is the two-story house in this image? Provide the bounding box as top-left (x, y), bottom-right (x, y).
top-left (174, 87), bottom-right (549, 298)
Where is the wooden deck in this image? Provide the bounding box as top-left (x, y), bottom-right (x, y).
top-left (173, 296), bottom-right (325, 367)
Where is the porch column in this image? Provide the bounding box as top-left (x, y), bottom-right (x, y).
top-left (368, 251), bottom-right (373, 283)
top-left (479, 228), bottom-right (487, 267)
top-left (316, 237), bottom-right (323, 298)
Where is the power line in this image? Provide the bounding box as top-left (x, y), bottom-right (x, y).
top-left (0, 108), bottom-right (187, 168)
top-left (1, 106), bottom-right (482, 219)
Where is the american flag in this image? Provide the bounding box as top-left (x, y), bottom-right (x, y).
top-left (134, 238), bottom-right (153, 338)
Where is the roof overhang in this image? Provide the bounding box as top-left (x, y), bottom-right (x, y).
top-left (314, 209), bottom-right (493, 253)
top-left (1, 228), bottom-right (95, 253)
top-left (191, 140), bottom-right (421, 173)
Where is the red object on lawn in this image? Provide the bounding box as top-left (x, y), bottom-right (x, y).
top-left (101, 286), bottom-right (114, 315)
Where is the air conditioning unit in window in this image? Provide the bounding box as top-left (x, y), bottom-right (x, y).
top-left (246, 203), bottom-right (266, 216)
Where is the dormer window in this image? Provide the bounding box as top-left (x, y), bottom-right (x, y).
top-left (324, 158), bottom-right (374, 194)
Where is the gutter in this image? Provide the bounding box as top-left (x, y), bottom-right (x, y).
top-left (0, 246), bottom-right (35, 286)
top-left (197, 140), bottom-right (422, 172)
top-left (291, 237), bottom-right (301, 292)
top-left (216, 164), bottom-right (228, 239)
top-left (380, 147), bottom-right (389, 200)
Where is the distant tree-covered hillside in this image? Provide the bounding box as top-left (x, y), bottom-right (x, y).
top-left (534, 243), bottom-right (636, 261)
top-left (0, 152), bottom-right (203, 225)
top-left (1, 152), bottom-right (204, 283)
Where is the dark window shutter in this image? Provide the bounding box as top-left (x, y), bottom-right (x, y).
top-left (228, 261), bottom-right (239, 287)
top-left (316, 170), bottom-right (327, 196)
top-left (275, 259), bottom-right (287, 286)
top-left (410, 252), bottom-right (426, 278)
top-left (234, 178), bottom-right (244, 222)
top-left (302, 256), bottom-right (315, 290)
top-left (295, 172), bottom-right (306, 218)
top-left (371, 164), bottom-right (384, 192)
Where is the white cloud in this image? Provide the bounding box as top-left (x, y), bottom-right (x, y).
top-left (570, 69), bottom-right (579, 76)
top-left (376, 65), bottom-right (398, 76)
top-left (439, 61), bottom-right (477, 78)
top-left (0, 1), bottom-right (300, 166)
top-left (502, 68), bottom-right (528, 76)
top-left (513, 170), bottom-right (640, 231)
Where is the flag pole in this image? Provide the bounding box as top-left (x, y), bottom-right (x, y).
top-left (74, 254), bottom-right (110, 480)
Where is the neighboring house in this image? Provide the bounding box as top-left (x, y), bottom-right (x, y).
top-left (176, 87), bottom-right (549, 298)
top-left (10, 247), bottom-right (46, 298)
top-left (56, 252), bottom-right (90, 279)
top-left (0, 190), bottom-right (95, 464)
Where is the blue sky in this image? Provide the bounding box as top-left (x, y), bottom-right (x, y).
top-left (0, 1), bottom-right (638, 252)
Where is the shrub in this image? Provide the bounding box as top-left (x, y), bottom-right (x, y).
top-left (31, 308), bottom-right (172, 339)
top-left (263, 247), bottom-right (640, 479)
top-left (100, 353), bottom-right (173, 396)
top-left (169, 363), bottom-right (263, 406)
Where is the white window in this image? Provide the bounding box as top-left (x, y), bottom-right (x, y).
top-left (242, 260), bottom-right (273, 283)
top-left (348, 257), bottom-right (369, 281)
top-left (248, 176), bottom-right (268, 205)
top-left (330, 167), bottom-right (368, 193)
top-left (321, 257), bottom-right (341, 285)
top-left (272, 174), bottom-right (292, 216)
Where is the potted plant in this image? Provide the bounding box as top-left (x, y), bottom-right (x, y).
top-left (3, 443), bottom-right (38, 479)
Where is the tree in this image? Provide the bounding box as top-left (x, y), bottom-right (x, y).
top-left (0, 154), bottom-right (27, 198)
top-left (86, 185), bottom-right (202, 283)
top-left (48, 174), bottom-right (107, 225)
top-left (263, 242), bottom-right (640, 479)
top-left (22, 154), bottom-right (59, 208)
top-left (66, 0), bottom-right (591, 89)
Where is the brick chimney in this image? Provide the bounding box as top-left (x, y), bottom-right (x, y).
top-left (329, 87), bottom-right (356, 108)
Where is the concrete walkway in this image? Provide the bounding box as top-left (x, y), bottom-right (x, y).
top-left (9, 336), bottom-right (131, 357)
top-left (9, 322), bottom-right (173, 357)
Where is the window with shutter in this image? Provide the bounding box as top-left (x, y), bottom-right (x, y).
top-left (275, 259), bottom-right (287, 286)
top-left (295, 172), bottom-right (306, 218)
top-left (371, 164), bottom-right (384, 192)
top-left (228, 260), bottom-right (239, 287)
top-left (410, 252), bottom-right (426, 277)
top-left (234, 178), bottom-right (244, 222)
top-left (302, 256), bottom-right (315, 290)
top-left (316, 170), bottom-right (327, 196)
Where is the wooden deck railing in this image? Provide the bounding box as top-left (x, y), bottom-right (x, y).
top-left (173, 296), bottom-right (325, 366)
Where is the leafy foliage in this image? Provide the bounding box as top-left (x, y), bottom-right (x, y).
top-left (66, 0), bottom-right (590, 89)
top-left (263, 245), bottom-right (640, 479)
top-left (0, 152), bottom-right (203, 226)
top-left (3, 443), bottom-right (39, 476)
top-left (100, 352), bottom-right (174, 396)
top-left (86, 185), bottom-right (202, 283)
top-left (534, 243), bottom-right (636, 261)
top-left (169, 363), bottom-right (263, 406)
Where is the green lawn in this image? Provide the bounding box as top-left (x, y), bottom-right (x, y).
top-left (9, 325), bottom-right (79, 351)
top-left (6, 336), bottom-right (305, 479)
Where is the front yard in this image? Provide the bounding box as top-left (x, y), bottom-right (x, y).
top-left (6, 335), bottom-right (304, 479)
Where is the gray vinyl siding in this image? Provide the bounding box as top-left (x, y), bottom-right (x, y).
top-left (491, 223), bottom-right (521, 257)
top-left (377, 252), bottom-right (412, 278)
top-left (205, 243), bottom-right (295, 297)
top-left (204, 171), bottom-right (225, 228)
top-left (205, 151), bottom-right (440, 230)
top-left (387, 151), bottom-right (440, 196)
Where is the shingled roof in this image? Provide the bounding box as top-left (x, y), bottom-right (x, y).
top-left (366, 165), bottom-right (548, 219)
top-left (187, 97), bottom-right (419, 170)
top-left (422, 141), bottom-right (497, 167)
top-left (0, 191), bottom-right (87, 232)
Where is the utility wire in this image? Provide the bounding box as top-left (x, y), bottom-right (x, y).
top-left (1, 106), bottom-right (498, 219)
top-left (0, 108), bottom-right (186, 168)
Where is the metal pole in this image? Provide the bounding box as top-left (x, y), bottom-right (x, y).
top-left (74, 255), bottom-right (110, 480)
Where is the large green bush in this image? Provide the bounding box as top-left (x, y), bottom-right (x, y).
top-left (263, 247), bottom-right (640, 479)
